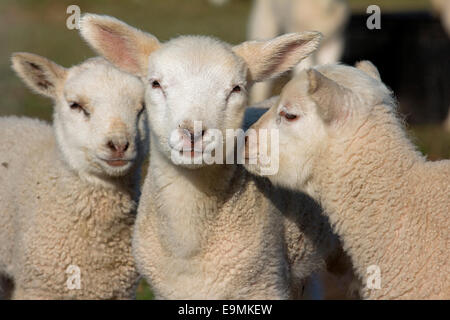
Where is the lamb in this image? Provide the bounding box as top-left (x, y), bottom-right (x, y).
top-left (245, 61), bottom-right (450, 299)
top-left (0, 53), bottom-right (149, 299)
top-left (79, 14), bottom-right (339, 299)
top-left (248, 0), bottom-right (350, 104)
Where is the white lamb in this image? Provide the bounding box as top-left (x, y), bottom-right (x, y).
top-left (80, 14), bottom-right (338, 299)
top-left (0, 53), bottom-right (149, 299)
top-left (248, 0), bottom-right (350, 104)
top-left (245, 61), bottom-right (450, 299)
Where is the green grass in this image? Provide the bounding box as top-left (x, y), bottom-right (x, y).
top-left (409, 125), bottom-right (450, 160)
top-left (0, 0), bottom-right (447, 300)
top-left (136, 279), bottom-right (154, 300)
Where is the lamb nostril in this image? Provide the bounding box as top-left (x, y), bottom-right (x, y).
top-left (193, 130), bottom-right (205, 144)
top-left (107, 141), bottom-right (116, 151)
top-left (185, 130), bottom-right (194, 144)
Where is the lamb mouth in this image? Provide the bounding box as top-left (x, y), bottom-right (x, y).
top-left (98, 157), bottom-right (134, 167)
top-left (105, 160), bottom-right (129, 167)
top-left (180, 150), bottom-right (203, 158)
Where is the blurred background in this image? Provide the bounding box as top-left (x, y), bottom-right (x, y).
top-left (0, 0), bottom-right (448, 299)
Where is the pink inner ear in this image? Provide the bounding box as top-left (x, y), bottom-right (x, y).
top-left (95, 24), bottom-right (139, 73)
top-left (261, 40), bottom-right (308, 80)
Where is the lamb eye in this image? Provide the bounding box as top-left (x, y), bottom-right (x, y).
top-left (231, 85), bottom-right (241, 93)
top-left (151, 80), bottom-right (161, 89)
top-left (279, 110), bottom-right (298, 122)
top-left (70, 102), bottom-right (89, 117)
top-left (70, 102), bottom-right (82, 110)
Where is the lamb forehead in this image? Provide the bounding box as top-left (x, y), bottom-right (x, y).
top-left (315, 64), bottom-right (376, 88)
top-left (308, 64), bottom-right (394, 110)
top-left (150, 36), bottom-right (246, 81)
top-left (64, 58), bottom-right (144, 102)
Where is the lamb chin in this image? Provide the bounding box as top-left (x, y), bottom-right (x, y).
top-left (102, 161), bottom-right (134, 177)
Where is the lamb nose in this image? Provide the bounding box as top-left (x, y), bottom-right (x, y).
top-left (107, 141), bottom-right (129, 153)
top-left (184, 129), bottom-right (205, 145)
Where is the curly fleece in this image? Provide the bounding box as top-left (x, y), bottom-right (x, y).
top-left (0, 117), bottom-right (139, 299)
top-left (315, 106), bottom-right (450, 299)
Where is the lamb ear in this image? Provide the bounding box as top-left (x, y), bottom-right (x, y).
top-left (79, 14), bottom-right (160, 77)
top-left (232, 32), bottom-right (322, 83)
top-left (11, 52), bottom-right (67, 99)
top-left (307, 69), bottom-right (350, 123)
top-left (355, 60), bottom-right (381, 80)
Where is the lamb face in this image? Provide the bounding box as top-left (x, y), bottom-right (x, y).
top-left (11, 54), bottom-right (148, 179)
top-left (79, 14), bottom-right (322, 169)
top-left (146, 37), bottom-right (248, 168)
top-left (55, 59), bottom-right (148, 178)
top-left (246, 71), bottom-right (327, 190)
top-left (245, 61), bottom-right (392, 192)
